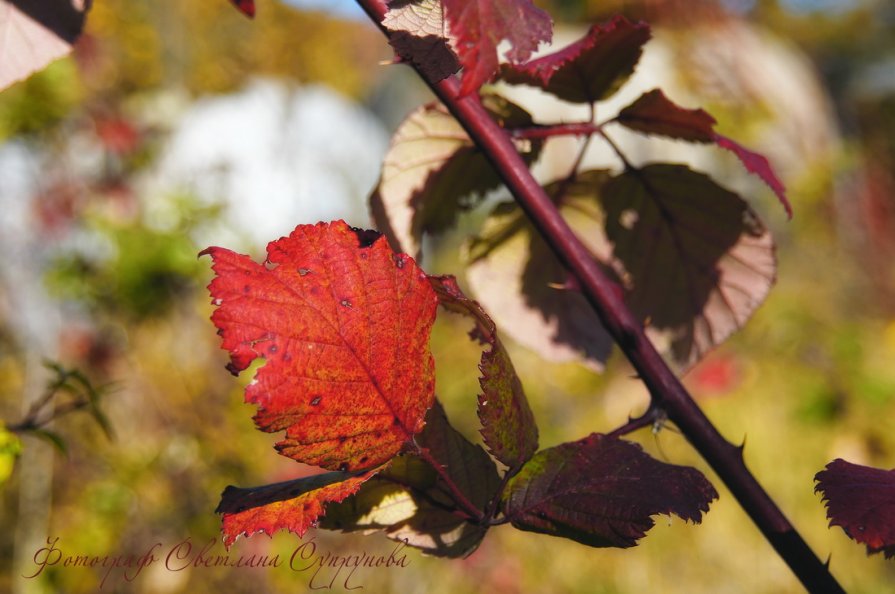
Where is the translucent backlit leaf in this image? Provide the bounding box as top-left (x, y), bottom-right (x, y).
top-left (503, 434), bottom-right (717, 548)
top-left (499, 15), bottom-right (650, 104)
top-left (464, 172), bottom-right (614, 370)
top-left (383, 0), bottom-right (459, 82)
top-left (441, 0), bottom-right (552, 96)
top-left (601, 165), bottom-right (776, 369)
top-left (371, 95), bottom-right (540, 259)
top-left (229, 0), bottom-right (255, 18)
top-left (0, 0), bottom-right (90, 91)
top-left (202, 220), bottom-right (438, 472)
top-left (428, 275), bottom-right (538, 470)
top-left (815, 459), bottom-right (895, 559)
top-left (216, 468), bottom-right (380, 547)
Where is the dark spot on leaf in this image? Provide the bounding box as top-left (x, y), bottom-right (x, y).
top-left (339, 436), bottom-right (347, 443)
top-left (341, 300), bottom-right (352, 308)
top-left (350, 226), bottom-right (382, 248)
top-left (283, 353), bottom-right (292, 362)
top-left (359, 456), bottom-right (369, 465)
top-left (310, 396), bottom-right (321, 406)
top-left (269, 345), bottom-right (278, 354)
top-left (310, 286), bottom-right (319, 295)
top-left (243, 285), bottom-right (251, 294)
top-left (298, 267), bottom-right (311, 276)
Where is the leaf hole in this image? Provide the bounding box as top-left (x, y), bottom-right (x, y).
top-left (339, 463), bottom-right (349, 472)
top-left (310, 396), bottom-right (321, 406)
top-left (394, 256), bottom-right (405, 269)
top-left (298, 267), bottom-right (311, 276)
top-left (340, 299), bottom-right (352, 308)
top-left (620, 209), bottom-right (639, 230)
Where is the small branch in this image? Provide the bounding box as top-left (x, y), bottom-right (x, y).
top-left (411, 440), bottom-right (485, 523)
top-left (355, 2), bottom-right (844, 591)
top-left (606, 404), bottom-right (665, 439)
top-left (510, 121), bottom-right (602, 141)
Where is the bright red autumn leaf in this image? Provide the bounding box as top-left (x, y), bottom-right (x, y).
top-left (815, 459), bottom-right (895, 559)
top-left (217, 468), bottom-right (380, 547)
top-left (229, 0), bottom-right (255, 18)
top-left (499, 15), bottom-right (650, 104)
top-left (0, 0), bottom-right (90, 91)
top-left (441, 0), bottom-right (552, 96)
top-left (502, 434), bottom-right (717, 548)
top-left (614, 89), bottom-right (793, 219)
top-left (202, 220), bottom-right (438, 472)
top-left (428, 275), bottom-right (538, 470)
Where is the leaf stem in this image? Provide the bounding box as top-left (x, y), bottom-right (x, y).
top-left (356, 1), bottom-right (844, 591)
top-left (411, 440), bottom-right (485, 523)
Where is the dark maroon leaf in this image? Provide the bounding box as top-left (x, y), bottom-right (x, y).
top-left (499, 15), bottom-right (651, 104)
top-left (442, 0), bottom-right (552, 96)
top-left (815, 459), bottom-right (895, 559)
top-left (503, 434), bottom-right (717, 548)
top-left (601, 165), bottom-right (776, 369)
top-left (613, 90), bottom-right (792, 219)
top-left (615, 88), bottom-right (716, 142)
top-left (428, 275), bottom-right (538, 470)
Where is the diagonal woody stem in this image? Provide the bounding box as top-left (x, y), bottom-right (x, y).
top-left (355, 1), bottom-right (843, 592)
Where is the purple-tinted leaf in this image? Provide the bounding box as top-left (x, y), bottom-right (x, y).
top-left (465, 172), bottom-right (614, 370)
top-left (441, 0), bottom-right (552, 96)
top-left (601, 164), bottom-right (776, 369)
top-left (0, 0), bottom-right (91, 91)
top-left (371, 95), bottom-right (541, 259)
top-left (815, 459), bottom-right (895, 559)
top-left (429, 275), bottom-right (538, 470)
top-left (503, 434), bottom-right (717, 548)
top-left (499, 15), bottom-right (650, 104)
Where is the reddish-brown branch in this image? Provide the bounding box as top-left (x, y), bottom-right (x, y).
top-left (355, 1), bottom-right (843, 591)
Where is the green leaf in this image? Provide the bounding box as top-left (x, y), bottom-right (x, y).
top-left (503, 434), bottom-right (717, 548)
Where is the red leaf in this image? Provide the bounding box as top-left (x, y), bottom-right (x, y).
top-left (428, 276), bottom-right (538, 469)
top-left (503, 434), bottom-right (717, 548)
top-left (615, 88), bottom-right (716, 142)
top-left (499, 15), bottom-right (650, 104)
top-left (0, 0), bottom-right (90, 91)
top-left (217, 468), bottom-right (380, 547)
top-left (441, 0), bottom-right (552, 96)
top-left (714, 134), bottom-right (792, 219)
top-left (202, 220), bottom-right (438, 472)
top-left (229, 0), bottom-right (255, 18)
top-left (815, 459), bottom-right (895, 559)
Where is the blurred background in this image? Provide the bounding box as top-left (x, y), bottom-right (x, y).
top-left (1, 0), bottom-right (894, 592)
